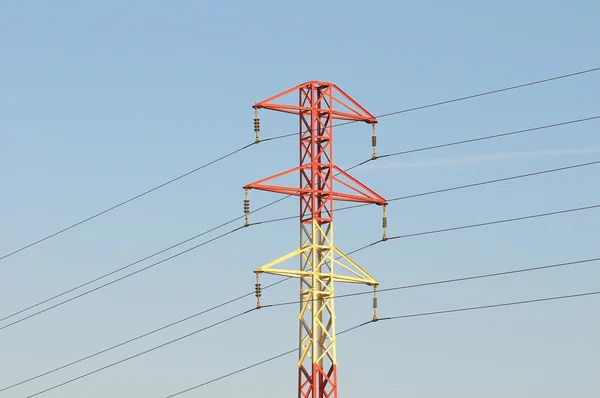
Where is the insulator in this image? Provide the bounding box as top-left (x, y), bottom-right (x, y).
top-left (372, 135), bottom-right (377, 147)
top-left (255, 283), bottom-right (262, 298)
top-left (382, 216), bottom-right (387, 228)
top-left (254, 118), bottom-right (260, 133)
top-left (244, 199), bottom-right (250, 212)
top-left (373, 297), bottom-right (378, 309)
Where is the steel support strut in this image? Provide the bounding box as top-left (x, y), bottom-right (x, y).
top-left (244, 81), bottom-right (387, 398)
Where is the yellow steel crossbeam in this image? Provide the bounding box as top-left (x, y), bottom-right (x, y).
top-left (258, 269), bottom-right (378, 284)
top-left (253, 220), bottom-right (377, 370)
top-left (255, 246), bottom-right (378, 285)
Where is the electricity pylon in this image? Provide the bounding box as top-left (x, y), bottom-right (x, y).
top-left (244, 81), bottom-right (387, 398)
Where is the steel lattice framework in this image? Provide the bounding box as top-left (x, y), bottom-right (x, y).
top-left (244, 81), bottom-right (387, 398)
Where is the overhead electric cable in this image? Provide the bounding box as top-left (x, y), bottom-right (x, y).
top-left (375, 115), bottom-right (600, 160)
top-left (4, 160), bottom-right (597, 331)
top-left (0, 143), bottom-right (254, 263)
top-left (381, 291), bottom-right (600, 320)
top-left (25, 308), bottom-right (257, 398)
top-left (260, 159), bottom-right (600, 218)
top-left (4, 114), bottom-right (596, 319)
top-left (255, 204), bottom-right (600, 242)
top-left (263, 257), bottom-right (600, 308)
top-left (20, 257), bottom-right (600, 396)
top-left (375, 67), bottom-right (600, 118)
top-left (9, 255), bottom-right (598, 393)
top-left (383, 160), bottom-right (600, 203)
top-left (259, 113), bottom-right (600, 213)
top-left (251, 202), bottom-right (600, 313)
top-left (268, 67), bottom-right (600, 139)
top-left (0, 279), bottom-right (287, 392)
top-left (4, 67), bottom-right (597, 262)
top-left (383, 204), bottom-right (600, 242)
top-left (163, 290), bottom-right (600, 397)
top-left (0, 197), bottom-right (287, 325)
top-left (343, 203), bottom-right (600, 256)
top-left (0, 226), bottom-right (246, 332)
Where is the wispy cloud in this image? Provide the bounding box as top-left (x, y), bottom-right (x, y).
top-left (364, 149), bottom-right (600, 169)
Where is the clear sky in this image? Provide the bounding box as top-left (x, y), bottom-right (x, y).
top-left (1, 1), bottom-right (599, 397)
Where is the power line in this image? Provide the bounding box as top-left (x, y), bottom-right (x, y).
top-left (383, 203), bottom-right (600, 242)
top-left (0, 197), bottom-right (287, 325)
top-left (24, 308), bottom-right (257, 398)
top-left (258, 204), bottom-right (600, 250)
top-left (376, 67), bottom-right (600, 118)
top-left (4, 114), bottom-right (597, 328)
top-left (9, 67), bottom-right (600, 395)
top-left (163, 290), bottom-right (600, 397)
top-left (5, 160), bottom-right (596, 332)
top-left (267, 67), bottom-right (600, 139)
top-left (382, 291), bottom-right (600, 320)
top-left (0, 279), bottom-right (287, 393)
top-left (341, 203), bottom-right (600, 256)
top-left (263, 257), bottom-right (600, 308)
top-left (4, 114), bottom-right (596, 322)
top-left (18, 255), bottom-right (599, 396)
top-left (9, 253), bottom-right (594, 392)
top-left (257, 113), bottom-right (600, 214)
top-left (6, 177), bottom-right (597, 391)
top-left (0, 226), bottom-right (246, 332)
top-left (375, 115), bottom-right (600, 160)
top-left (166, 347), bottom-right (298, 398)
top-left (0, 143), bottom-right (255, 263)
top-left (247, 111), bottom-right (600, 224)
top-left (4, 67), bottom-right (598, 262)
top-left (384, 160), bottom-right (600, 203)
top-left (270, 159), bottom-right (600, 216)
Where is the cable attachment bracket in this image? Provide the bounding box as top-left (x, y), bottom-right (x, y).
top-left (253, 108), bottom-right (260, 143)
top-left (254, 272), bottom-right (262, 309)
top-left (372, 284), bottom-right (379, 321)
top-left (244, 188), bottom-right (250, 226)
top-left (371, 123), bottom-right (377, 159)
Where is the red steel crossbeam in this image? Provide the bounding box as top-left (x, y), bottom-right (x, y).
top-left (244, 165), bottom-right (387, 206)
top-left (253, 81), bottom-right (378, 124)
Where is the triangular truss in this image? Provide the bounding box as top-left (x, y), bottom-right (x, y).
top-left (254, 222), bottom-right (377, 286)
top-left (255, 245), bottom-right (377, 285)
top-left (244, 164), bottom-right (386, 206)
top-left (253, 80), bottom-right (377, 124)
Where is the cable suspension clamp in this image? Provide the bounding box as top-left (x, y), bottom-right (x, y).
top-left (244, 188), bottom-right (250, 226)
top-left (371, 124), bottom-right (377, 159)
top-left (255, 272), bottom-right (262, 309)
top-left (372, 284), bottom-right (378, 321)
top-left (382, 204), bottom-right (388, 241)
top-left (254, 108), bottom-right (260, 143)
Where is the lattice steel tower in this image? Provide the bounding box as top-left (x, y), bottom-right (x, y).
top-left (244, 81), bottom-right (387, 398)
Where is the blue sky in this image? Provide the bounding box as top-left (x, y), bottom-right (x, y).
top-left (1, 1), bottom-right (599, 397)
